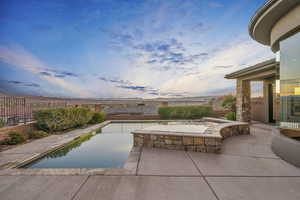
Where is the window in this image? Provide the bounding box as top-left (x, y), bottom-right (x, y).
top-left (280, 32), bottom-right (300, 129)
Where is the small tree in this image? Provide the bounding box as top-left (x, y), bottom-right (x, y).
top-left (222, 94), bottom-right (237, 121)
top-left (222, 94), bottom-right (236, 112)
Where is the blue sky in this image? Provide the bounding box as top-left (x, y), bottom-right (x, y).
top-left (0, 0), bottom-right (273, 98)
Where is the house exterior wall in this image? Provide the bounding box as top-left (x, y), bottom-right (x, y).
top-left (271, 5), bottom-right (300, 51)
top-left (251, 97), bottom-right (266, 122)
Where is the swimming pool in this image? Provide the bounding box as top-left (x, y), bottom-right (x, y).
top-left (23, 123), bottom-right (160, 169)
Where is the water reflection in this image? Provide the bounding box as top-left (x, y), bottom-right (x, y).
top-left (46, 132), bottom-right (95, 159)
top-left (24, 123), bottom-right (160, 168)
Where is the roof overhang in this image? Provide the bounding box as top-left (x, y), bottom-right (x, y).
top-left (249, 0), bottom-right (300, 52)
top-left (225, 58), bottom-right (279, 80)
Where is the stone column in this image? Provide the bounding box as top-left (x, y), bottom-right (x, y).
top-left (236, 79), bottom-right (251, 122)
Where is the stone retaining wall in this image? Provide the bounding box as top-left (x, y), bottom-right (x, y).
top-left (133, 119), bottom-right (250, 153)
top-left (133, 134), bottom-right (222, 153)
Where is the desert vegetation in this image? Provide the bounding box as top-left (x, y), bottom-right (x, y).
top-left (34, 107), bottom-right (105, 133)
top-left (158, 105), bottom-right (213, 119)
top-left (221, 94), bottom-right (236, 121)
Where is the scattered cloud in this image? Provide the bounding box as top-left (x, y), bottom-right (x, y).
top-left (98, 77), bottom-right (132, 85)
top-left (159, 38), bottom-right (274, 96)
top-left (7, 80), bottom-right (40, 87)
top-left (214, 65), bottom-right (234, 69)
top-left (208, 1), bottom-right (223, 8)
top-left (117, 85), bottom-right (147, 92)
top-left (40, 69), bottom-right (79, 78)
top-left (0, 44), bottom-right (92, 97)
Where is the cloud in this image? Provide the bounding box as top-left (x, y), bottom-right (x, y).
top-left (40, 69), bottom-right (79, 78)
top-left (0, 44), bottom-right (92, 97)
top-left (99, 77), bottom-right (132, 85)
top-left (159, 38), bottom-right (274, 96)
top-left (131, 38), bottom-right (208, 72)
top-left (117, 85), bottom-right (147, 92)
top-left (39, 71), bottom-right (52, 76)
top-left (214, 65), bottom-right (234, 69)
top-left (99, 27), bottom-right (136, 46)
top-left (192, 22), bottom-right (211, 32)
top-left (24, 83), bottom-right (40, 87)
top-left (7, 80), bottom-right (40, 87)
top-left (208, 1), bottom-right (223, 8)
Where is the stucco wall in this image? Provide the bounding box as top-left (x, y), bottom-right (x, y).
top-left (251, 97), bottom-right (266, 122)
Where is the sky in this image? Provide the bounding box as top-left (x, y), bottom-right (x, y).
top-left (0, 0), bottom-right (274, 98)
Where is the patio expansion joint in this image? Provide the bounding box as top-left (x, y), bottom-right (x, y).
top-left (219, 153), bottom-right (280, 160)
top-left (71, 175), bottom-right (90, 200)
top-left (185, 151), bottom-right (221, 200)
top-left (135, 147), bottom-right (143, 175)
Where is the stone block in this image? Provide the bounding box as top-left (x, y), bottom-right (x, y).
top-left (172, 140), bottom-right (182, 145)
top-left (215, 138), bottom-right (222, 146)
top-left (165, 139), bottom-right (172, 145)
top-left (183, 136), bottom-right (194, 145)
top-left (194, 137), bottom-right (204, 145)
top-left (170, 136), bottom-right (181, 140)
top-left (206, 145), bottom-right (217, 153)
top-left (195, 145), bottom-right (206, 152)
top-left (205, 138), bottom-right (216, 146)
top-left (187, 146), bottom-right (195, 151)
top-left (150, 135), bottom-right (157, 140)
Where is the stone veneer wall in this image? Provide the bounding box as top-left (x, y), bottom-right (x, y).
top-left (236, 79), bottom-right (251, 122)
top-left (133, 121), bottom-right (250, 153)
top-left (134, 134), bottom-right (222, 153)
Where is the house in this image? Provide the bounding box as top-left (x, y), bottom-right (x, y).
top-left (226, 0), bottom-right (300, 130)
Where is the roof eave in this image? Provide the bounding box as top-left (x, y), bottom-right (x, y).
top-left (225, 59), bottom-right (277, 79)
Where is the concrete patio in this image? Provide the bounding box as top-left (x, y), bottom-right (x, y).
top-left (1, 124), bottom-right (300, 200)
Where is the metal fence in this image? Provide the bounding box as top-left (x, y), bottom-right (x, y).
top-left (0, 96), bottom-right (68, 126)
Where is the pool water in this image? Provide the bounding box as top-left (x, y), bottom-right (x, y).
top-left (23, 123), bottom-right (160, 168)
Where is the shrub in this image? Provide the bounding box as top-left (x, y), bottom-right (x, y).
top-left (29, 130), bottom-right (49, 139)
top-left (158, 105), bottom-right (213, 119)
top-left (0, 119), bottom-right (5, 128)
top-left (2, 132), bottom-right (25, 145)
top-left (222, 94), bottom-right (236, 112)
top-left (34, 107), bottom-right (94, 132)
top-left (225, 112), bottom-right (236, 121)
top-left (89, 112), bottom-right (105, 124)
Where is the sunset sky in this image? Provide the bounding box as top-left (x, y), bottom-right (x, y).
top-left (0, 0), bottom-right (273, 98)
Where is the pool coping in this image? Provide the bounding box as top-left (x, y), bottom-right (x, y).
top-left (0, 119), bottom-right (210, 176)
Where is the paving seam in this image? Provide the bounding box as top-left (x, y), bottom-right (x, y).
top-left (70, 175), bottom-right (90, 200)
top-left (219, 153), bottom-right (280, 160)
top-left (2, 174), bottom-right (300, 178)
top-left (202, 175), bottom-right (300, 178)
top-left (135, 147), bottom-right (143, 175)
top-left (186, 152), bottom-right (221, 200)
top-left (132, 174), bottom-right (203, 177)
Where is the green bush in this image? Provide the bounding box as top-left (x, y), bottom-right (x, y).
top-left (29, 130), bottom-right (49, 139)
top-left (225, 112), bottom-right (236, 121)
top-left (2, 132), bottom-right (25, 145)
top-left (89, 112), bottom-right (105, 124)
top-left (0, 119), bottom-right (5, 128)
top-left (222, 94), bottom-right (236, 112)
top-left (158, 105), bottom-right (213, 119)
top-left (34, 107), bottom-right (94, 132)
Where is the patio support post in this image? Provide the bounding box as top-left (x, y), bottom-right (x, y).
top-left (236, 79), bottom-right (251, 122)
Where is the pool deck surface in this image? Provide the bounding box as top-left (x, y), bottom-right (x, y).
top-left (1, 122), bottom-right (300, 200)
